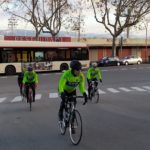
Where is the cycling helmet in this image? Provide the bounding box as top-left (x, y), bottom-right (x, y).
top-left (28, 65), bottom-right (33, 72)
top-left (91, 62), bottom-right (97, 68)
top-left (70, 60), bottom-right (82, 71)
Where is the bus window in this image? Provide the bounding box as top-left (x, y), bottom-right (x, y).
top-left (35, 51), bottom-right (44, 62)
top-left (72, 49), bottom-right (81, 60)
top-left (81, 48), bottom-right (89, 60)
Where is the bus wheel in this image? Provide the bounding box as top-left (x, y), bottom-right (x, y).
top-left (5, 65), bottom-right (16, 75)
top-left (60, 63), bottom-right (69, 72)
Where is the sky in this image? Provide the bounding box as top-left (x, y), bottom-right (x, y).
top-left (0, 8), bottom-right (149, 38)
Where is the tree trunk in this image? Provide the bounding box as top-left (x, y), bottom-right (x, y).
top-left (112, 36), bottom-right (117, 57)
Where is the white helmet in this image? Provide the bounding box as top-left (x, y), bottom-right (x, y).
top-left (91, 62), bottom-right (97, 68)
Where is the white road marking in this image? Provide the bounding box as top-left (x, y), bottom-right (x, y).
top-left (98, 89), bottom-right (106, 94)
top-left (131, 87), bottom-right (147, 92)
top-left (11, 96), bottom-right (22, 103)
top-left (35, 94), bottom-right (42, 100)
top-left (0, 97), bottom-right (6, 103)
top-left (49, 93), bottom-right (59, 98)
top-left (107, 88), bottom-right (120, 93)
top-left (142, 86), bottom-right (150, 90)
top-left (119, 87), bottom-right (132, 92)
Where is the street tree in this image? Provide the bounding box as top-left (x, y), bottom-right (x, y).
top-left (63, 0), bottom-right (89, 41)
top-left (90, 0), bottom-right (150, 57)
top-left (41, 0), bottom-right (68, 38)
top-left (3, 0), bottom-right (68, 40)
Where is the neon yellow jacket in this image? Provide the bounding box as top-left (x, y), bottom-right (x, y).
top-left (23, 71), bottom-right (38, 84)
top-left (87, 67), bottom-right (102, 80)
top-left (58, 69), bottom-right (86, 94)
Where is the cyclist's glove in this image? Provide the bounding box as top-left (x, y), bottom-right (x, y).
top-left (61, 92), bottom-right (66, 100)
top-left (83, 92), bottom-right (88, 105)
top-left (99, 79), bottom-right (102, 83)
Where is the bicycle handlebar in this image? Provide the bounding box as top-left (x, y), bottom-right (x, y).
top-left (65, 95), bottom-right (86, 105)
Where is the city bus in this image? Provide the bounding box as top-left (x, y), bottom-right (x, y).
top-left (0, 40), bottom-right (90, 75)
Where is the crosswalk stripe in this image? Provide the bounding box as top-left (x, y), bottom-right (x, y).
top-left (107, 88), bottom-right (120, 93)
top-left (11, 96), bottom-right (22, 103)
top-left (98, 89), bottom-right (106, 94)
top-left (35, 94), bottom-right (42, 100)
top-left (49, 93), bottom-right (59, 98)
top-left (142, 86), bottom-right (150, 90)
top-left (119, 87), bottom-right (132, 92)
top-left (131, 87), bottom-right (147, 91)
top-left (0, 97), bottom-right (6, 103)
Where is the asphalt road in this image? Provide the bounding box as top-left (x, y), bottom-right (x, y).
top-left (0, 64), bottom-right (150, 150)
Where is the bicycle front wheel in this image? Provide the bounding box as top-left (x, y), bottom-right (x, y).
top-left (92, 90), bottom-right (100, 103)
top-left (69, 110), bottom-right (82, 145)
top-left (29, 89), bottom-right (33, 111)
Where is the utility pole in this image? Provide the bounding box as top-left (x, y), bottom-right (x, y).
top-left (8, 16), bottom-right (18, 36)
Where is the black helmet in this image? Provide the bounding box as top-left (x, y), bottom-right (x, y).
top-left (70, 60), bottom-right (82, 70)
top-left (28, 66), bottom-right (33, 72)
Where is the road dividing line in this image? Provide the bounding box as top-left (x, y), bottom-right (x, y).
top-left (98, 89), bottom-right (106, 94)
top-left (142, 86), bottom-right (150, 90)
top-left (0, 97), bottom-right (6, 103)
top-left (11, 96), bottom-right (22, 103)
top-left (119, 87), bottom-right (132, 92)
top-left (131, 87), bottom-right (147, 92)
top-left (107, 88), bottom-right (120, 93)
top-left (49, 93), bottom-right (59, 98)
top-left (35, 94), bottom-right (42, 100)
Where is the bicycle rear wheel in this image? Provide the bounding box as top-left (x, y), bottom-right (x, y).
top-left (59, 109), bottom-right (67, 135)
top-left (69, 110), bottom-right (82, 145)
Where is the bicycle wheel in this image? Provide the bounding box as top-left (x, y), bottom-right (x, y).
top-left (69, 110), bottom-right (82, 145)
top-left (59, 109), bottom-right (67, 135)
top-left (92, 90), bottom-right (99, 103)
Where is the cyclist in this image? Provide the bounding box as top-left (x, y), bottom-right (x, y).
top-left (22, 65), bottom-right (38, 103)
top-left (87, 62), bottom-right (102, 99)
top-left (58, 60), bottom-right (88, 121)
top-left (17, 66), bottom-right (26, 96)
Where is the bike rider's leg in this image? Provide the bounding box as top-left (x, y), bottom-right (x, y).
top-left (58, 91), bottom-right (67, 121)
top-left (31, 83), bottom-right (35, 102)
top-left (87, 79), bottom-right (92, 99)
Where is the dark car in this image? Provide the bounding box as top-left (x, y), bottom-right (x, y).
top-left (97, 56), bottom-right (121, 67)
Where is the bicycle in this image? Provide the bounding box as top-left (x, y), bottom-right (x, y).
top-left (89, 80), bottom-right (100, 103)
top-left (25, 84), bottom-right (35, 111)
top-left (58, 95), bottom-right (86, 145)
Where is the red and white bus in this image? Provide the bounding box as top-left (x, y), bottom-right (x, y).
top-left (0, 40), bottom-right (89, 75)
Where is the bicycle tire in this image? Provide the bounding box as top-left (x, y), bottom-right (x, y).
top-left (69, 110), bottom-right (82, 145)
top-left (29, 88), bottom-right (33, 111)
top-left (92, 90), bottom-right (99, 103)
top-left (59, 109), bottom-right (67, 135)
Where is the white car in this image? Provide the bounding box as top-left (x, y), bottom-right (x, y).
top-left (120, 56), bottom-right (142, 65)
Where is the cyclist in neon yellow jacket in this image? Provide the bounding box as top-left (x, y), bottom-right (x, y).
top-left (23, 66), bottom-right (38, 103)
top-left (58, 60), bottom-right (88, 121)
top-left (87, 62), bottom-right (102, 99)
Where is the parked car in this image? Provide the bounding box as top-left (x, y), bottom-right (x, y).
top-left (97, 56), bottom-right (121, 67)
top-left (120, 55), bottom-right (142, 65)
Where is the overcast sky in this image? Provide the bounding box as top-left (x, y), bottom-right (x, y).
top-left (0, 9), bottom-right (149, 38)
